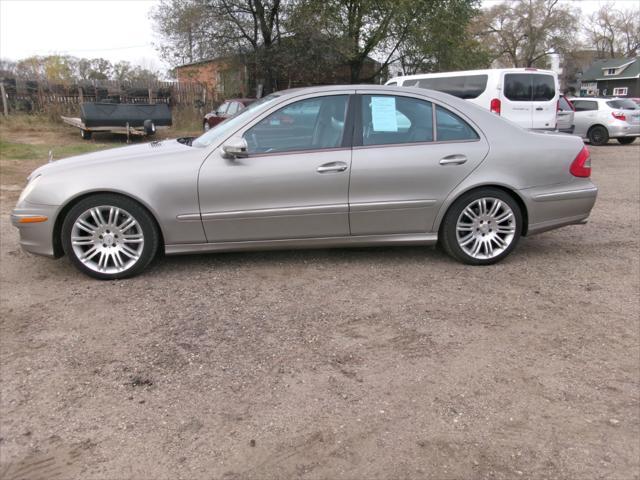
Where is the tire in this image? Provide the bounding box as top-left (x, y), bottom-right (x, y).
top-left (80, 129), bottom-right (92, 140)
top-left (143, 119), bottom-right (156, 136)
top-left (617, 137), bottom-right (636, 145)
top-left (588, 125), bottom-right (609, 146)
top-left (440, 188), bottom-right (523, 265)
top-left (61, 194), bottom-right (159, 280)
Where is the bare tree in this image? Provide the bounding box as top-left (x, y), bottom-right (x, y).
top-left (586, 3), bottom-right (640, 58)
top-left (476, 0), bottom-right (578, 67)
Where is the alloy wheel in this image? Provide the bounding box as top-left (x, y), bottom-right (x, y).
top-left (70, 205), bottom-right (145, 274)
top-left (455, 197), bottom-right (516, 260)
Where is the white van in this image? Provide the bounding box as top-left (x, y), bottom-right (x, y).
top-left (385, 68), bottom-right (559, 131)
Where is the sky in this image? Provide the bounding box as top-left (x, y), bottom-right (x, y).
top-left (0, 0), bottom-right (163, 69)
top-left (1, 0), bottom-right (638, 74)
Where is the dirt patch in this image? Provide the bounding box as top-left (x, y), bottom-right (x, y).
top-left (0, 135), bottom-right (638, 479)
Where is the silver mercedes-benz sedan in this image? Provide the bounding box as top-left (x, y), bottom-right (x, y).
top-left (11, 85), bottom-right (597, 279)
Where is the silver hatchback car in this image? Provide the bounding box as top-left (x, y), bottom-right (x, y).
top-left (572, 97), bottom-right (640, 145)
top-left (12, 85), bottom-right (597, 279)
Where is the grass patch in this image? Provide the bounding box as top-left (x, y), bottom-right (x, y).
top-left (0, 138), bottom-right (111, 161)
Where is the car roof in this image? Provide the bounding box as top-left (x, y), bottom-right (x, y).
top-left (271, 84), bottom-right (471, 103)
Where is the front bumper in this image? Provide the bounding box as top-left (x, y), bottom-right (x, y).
top-left (11, 203), bottom-right (60, 257)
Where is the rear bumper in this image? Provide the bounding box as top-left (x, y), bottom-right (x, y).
top-left (608, 123), bottom-right (640, 138)
top-left (10, 204), bottom-right (59, 258)
top-left (521, 182), bottom-right (598, 236)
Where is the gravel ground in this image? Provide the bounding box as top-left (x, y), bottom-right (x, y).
top-left (0, 141), bottom-right (638, 480)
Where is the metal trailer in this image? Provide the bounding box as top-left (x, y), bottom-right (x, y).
top-left (61, 116), bottom-right (168, 141)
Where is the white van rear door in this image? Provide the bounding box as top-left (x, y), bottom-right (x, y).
top-left (530, 73), bottom-right (558, 130)
top-left (501, 73), bottom-right (534, 129)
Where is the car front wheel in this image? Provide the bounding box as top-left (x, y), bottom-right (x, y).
top-left (440, 188), bottom-right (522, 265)
top-left (61, 194), bottom-right (159, 279)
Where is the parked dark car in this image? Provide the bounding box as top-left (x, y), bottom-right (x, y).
top-left (203, 98), bottom-right (256, 131)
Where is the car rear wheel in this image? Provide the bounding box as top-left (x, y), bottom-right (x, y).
top-left (61, 194), bottom-right (159, 280)
top-left (617, 137), bottom-right (636, 145)
top-left (440, 188), bottom-right (522, 265)
top-left (588, 125), bottom-right (609, 146)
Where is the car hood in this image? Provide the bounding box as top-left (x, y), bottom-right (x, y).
top-left (30, 139), bottom-right (192, 179)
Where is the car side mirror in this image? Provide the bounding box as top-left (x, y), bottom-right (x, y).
top-left (221, 137), bottom-right (249, 159)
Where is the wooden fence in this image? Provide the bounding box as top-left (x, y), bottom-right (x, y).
top-left (0, 77), bottom-right (210, 115)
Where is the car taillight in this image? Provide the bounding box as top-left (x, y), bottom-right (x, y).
top-left (570, 146), bottom-right (591, 177)
top-left (612, 111), bottom-right (626, 121)
top-left (556, 100), bottom-right (560, 112)
top-left (490, 98), bottom-right (501, 115)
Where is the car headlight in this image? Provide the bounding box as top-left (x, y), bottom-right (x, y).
top-left (18, 175), bottom-right (42, 204)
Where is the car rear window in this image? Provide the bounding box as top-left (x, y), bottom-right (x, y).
top-left (404, 75), bottom-right (488, 99)
top-left (606, 99), bottom-right (639, 110)
top-left (504, 74), bottom-right (555, 102)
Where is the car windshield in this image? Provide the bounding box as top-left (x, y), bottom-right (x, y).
top-left (192, 94), bottom-right (282, 148)
top-left (606, 99), bottom-right (639, 110)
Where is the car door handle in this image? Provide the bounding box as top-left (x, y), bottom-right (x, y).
top-left (536, 107), bottom-right (544, 111)
top-left (439, 155), bottom-right (467, 166)
top-left (316, 162), bottom-right (348, 173)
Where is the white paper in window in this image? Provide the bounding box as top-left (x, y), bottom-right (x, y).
top-left (371, 96), bottom-right (398, 132)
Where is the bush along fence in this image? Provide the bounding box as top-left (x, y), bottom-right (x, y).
top-left (0, 77), bottom-right (209, 116)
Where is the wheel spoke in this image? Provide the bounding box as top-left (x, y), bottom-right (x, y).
top-left (487, 199), bottom-right (501, 217)
top-left (471, 238), bottom-right (483, 256)
top-left (76, 218), bottom-right (95, 234)
top-left (113, 250), bottom-right (124, 269)
top-left (496, 225), bottom-right (515, 234)
top-left (121, 244), bottom-right (140, 260)
top-left (122, 233), bottom-right (144, 243)
top-left (90, 207), bottom-right (106, 227)
top-left (495, 211), bottom-right (513, 223)
top-left (463, 206), bottom-right (478, 220)
top-left (81, 246), bottom-right (99, 262)
top-left (485, 239), bottom-right (494, 256)
top-left (119, 217), bottom-right (137, 233)
top-left (479, 198), bottom-right (487, 215)
top-left (456, 221), bottom-right (474, 232)
top-left (72, 236), bottom-right (94, 246)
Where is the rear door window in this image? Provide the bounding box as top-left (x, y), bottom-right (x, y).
top-left (504, 74), bottom-right (532, 101)
top-left (436, 106), bottom-right (479, 141)
top-left (360, 95), bottom-right (433, 146)
top-left (573, 100), bottom-right (598, 111)
top-left (504, 74), bottom-right (555, 101)
top-left (532, 75), bottom-right (555, 101)
top-left (411, 75), bottom-right (488, 99)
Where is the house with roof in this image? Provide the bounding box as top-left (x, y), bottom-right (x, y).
top-left (579, 56), bottom-right (640, 97)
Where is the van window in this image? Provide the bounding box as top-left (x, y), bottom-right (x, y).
top-left (504, 74), bottom-right (555, 102)
top-left (558, 96), bottom-right (573, 111)
top-left (360, 95), bottom-right (433, 146)
top-left (532, 75), bottom-right (555, 101)
top-left (572, 100), bottom-right (598, 111)
top-left (387, 81), bottom-right (398, 86)
top-left (436, 106), bottom-right (479, 141)
top-left (405, 75), bottom-right (488, 99)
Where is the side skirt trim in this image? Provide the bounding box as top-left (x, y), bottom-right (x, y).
top-left (165, 233), bottom-right (438, 255)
